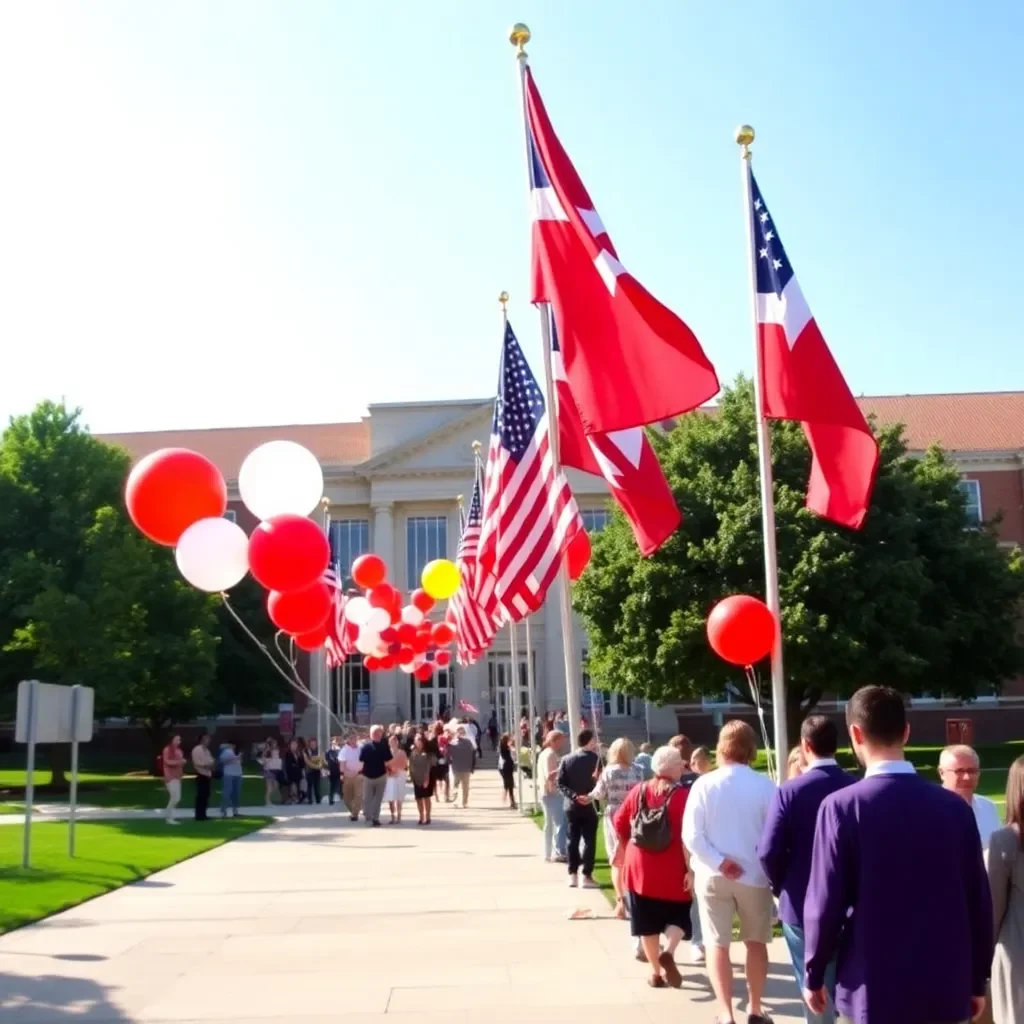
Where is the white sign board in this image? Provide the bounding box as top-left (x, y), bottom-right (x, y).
top-left (16, 681), bottom-right (95, 743)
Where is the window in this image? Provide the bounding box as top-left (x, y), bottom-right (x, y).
top-left (958, 479), bottom-right (982, 527)
top-left (406, 516), bottom-right (448, 589)
top-left (223, 509), bottom-right (237, 523)
top-left (487, 655), bottom-right (531, 731)
top-left (331, 654), bottom-right (370, 721)
top-left (329, 519), bottom-right (370, 587)
top-left (580, 508), bottom-right (611, 534)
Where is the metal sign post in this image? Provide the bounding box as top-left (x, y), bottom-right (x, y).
top-left (22, 680), bottom-right (37, 869)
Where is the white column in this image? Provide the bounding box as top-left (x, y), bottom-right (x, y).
top-left (372, 503), bottom-right (399, 720)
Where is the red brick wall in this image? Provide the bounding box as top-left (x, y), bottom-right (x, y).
top-left (967, 469), bottom-right (1024, 545)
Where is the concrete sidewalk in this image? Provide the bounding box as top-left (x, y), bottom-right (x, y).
top-left (0, 773), bottom-right (806, 1023)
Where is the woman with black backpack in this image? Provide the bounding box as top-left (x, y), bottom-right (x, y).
top-left (611, 745), bottom-right (692, 989)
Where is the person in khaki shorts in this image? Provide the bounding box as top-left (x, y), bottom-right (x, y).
top-left (682, 720), bottom-right (777, 1024)
top-left (339, 733), bottom-right (363, 821)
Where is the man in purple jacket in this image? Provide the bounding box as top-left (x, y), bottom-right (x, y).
top-left (803, 686), bottom-right (992, 1024)
top-left (757, 715), bottom-right (854, 1024)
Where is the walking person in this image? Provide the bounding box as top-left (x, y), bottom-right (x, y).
top-left (497, 733), bottom-right (518, 810)
top-left (303, 737), bottom-right (324, 805)
top-left (538, 731), bottom-right (567, 861)
top-left (589, 737), bottom-right (643, 918)
top-left (410, 731), bottom-right (436, 825)
top-left (757, 715), bottom-right (855, 1024)
top-left (283, 738), bottom-right (303, 804)
top-left (218, 741), bottom-right (243, 818)
top-left (987, 754), bottom-right (1024, 1024)
top-left (190, 732), bottom-right (214, 822)
top-left (259, 738), bottom-right (281, 806)
top-left (325, 736), bottom-right (342, 806)
top-left (359, 725), bottom-right (392, 827)
top-left (487, 709), bottom-right (499, 751)
top-left (434, 723), bottom-right (451, 803)
top-left (613, 745), bottom-right (693, 989)
top-left (340, 733), bottom-right (363, 820)
top-left (940, 743), bottom-right (1004, 851)
top-left (683, 720), bottom-right (777, 1024)
top-left (557, 728), bottom-right (601, 889)
top-left (804, 686), bottom-right (993, 1024)
top-left (385, 734), bottom-right (408, 825)
top-left (449, 724), bottom-right (476, 808)
top-left (161, 734), bottom-right (186, 825)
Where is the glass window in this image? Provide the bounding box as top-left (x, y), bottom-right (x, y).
top-left (331, 654), bottom-right (370, 721)
top-left (958, 479), bottom-right (982, 527)
top-left (329, 520), bottom-right (370, 587)
top-left (580, 508), bottom-right (611, 534)
top-left (223, 509), bottom-right (237, 523)
top-left (406, 515), bottom-right (448, 589)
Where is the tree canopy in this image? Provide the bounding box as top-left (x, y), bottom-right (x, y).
top-left (573, 379), bottom-right (1024, 739)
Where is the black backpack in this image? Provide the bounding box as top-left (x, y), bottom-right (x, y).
top-left (630, 782), bottom-right (679, 853)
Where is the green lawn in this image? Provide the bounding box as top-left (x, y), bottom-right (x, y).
top-left (0, 817), bottom-right (268, 933)
top-left (0, 770), bottom-right (269, 814)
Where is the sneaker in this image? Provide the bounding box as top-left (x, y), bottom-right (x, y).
top-left (349, 815), bottom-right (358, 822)
top-left (690, 943), bottom-right (705, 964)
top-left (166, 819), bottom-right (179, 826)
top-left (580, 875), bottom-right (599, 889)
top-left (748, 1016), bottom-right (774, 1024)
top-left (567, 874), bottom-right (578, 888)
top-left (553, 854), bottom-right (568, 863)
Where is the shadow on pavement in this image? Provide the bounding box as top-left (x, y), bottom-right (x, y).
top-left (0, 970), bottom-right (129, 1023)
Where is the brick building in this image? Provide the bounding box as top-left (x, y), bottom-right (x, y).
top-left (99, 390), bottom-right (1024, 746)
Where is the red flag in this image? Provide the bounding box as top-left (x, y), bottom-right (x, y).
top-left (550, 312), bottom-right (680, 555)
top-left (524, 67), bottom-right (719, 435)
top-left (749, 169), bottom-right (878, 528)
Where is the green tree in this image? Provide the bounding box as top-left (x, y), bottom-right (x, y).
top-left (0, 403), bottom-right (219, 783)
top-left (573, 379), bottom-right (1024, 744)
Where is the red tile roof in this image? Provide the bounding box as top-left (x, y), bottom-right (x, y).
top-left (99, 422), bottom-right (370, 480)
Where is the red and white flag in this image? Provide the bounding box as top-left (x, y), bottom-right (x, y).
top-left (524, 66), bottom-right (720, 436)
top-left (323, 564), bottom-right (354, 670)
top-left (477, 321), bottom-right (589, 620)
top-left (748, 169), bottom-right (879, 528)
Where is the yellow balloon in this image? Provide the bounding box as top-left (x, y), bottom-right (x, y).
top-left (421, 558), bottom-right (461, 600)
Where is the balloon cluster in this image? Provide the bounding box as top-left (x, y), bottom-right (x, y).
top-left (124, 441), bottom-right (465, 680)
top-left (343, 556), bottom-right (460, 682)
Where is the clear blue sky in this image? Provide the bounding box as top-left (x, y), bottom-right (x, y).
top-left (1, 2), bottom-right (1020, 433)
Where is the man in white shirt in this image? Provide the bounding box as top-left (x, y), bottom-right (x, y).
top-left (938, 743), bottom-right (1002, 850)
top-left (682, 720), bottom-right (777, 1024)
top-left (339, 733), bottom-right (364, 822)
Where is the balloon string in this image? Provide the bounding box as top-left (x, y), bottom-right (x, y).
top-left (220, 594), bottom-right (351, 731)
top-left (744, 664), bottom-right (777, 783)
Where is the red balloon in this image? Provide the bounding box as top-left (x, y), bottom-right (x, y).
top-left (380, 626), bottom-right (399, 643)
top-left (431, 622), bottom-right (455, 646)
top-left (267, 582), bottom-right (332, 635)
top-left (411, 633), bottom-right (429, 655)
top-left (397, 646), bottom-right (416, 666)
top-left (566, 529), bottom-right (591, 582)
top-left (706, 594), bottom-right (776, 667)
top-left (380, 654), bottom-right (396, 670)
top-left (344, 619), bottom-right (360, 643)
top-left (364, 655), bottom-right (381, 671)
top-left (414, 663), bottom-right (433, 682)
top-left (125, 448), bottom-right (227, 547)
top-left (387, 641), bottom-right (401, 655)
top-left (248, 515), bottom-right (330, 593)
top-left (411, 588), bottom-right (435, 613)
top-left (351, 554), bottom-right (386, 590)
top-left (397, 623), bottom-right (417, 645)
top-left (294, 621), bottom-right (329, 652)
top-left (368, 582), bottom-right (398, 611)
top-left (435, 650), bottom-right (451, 668)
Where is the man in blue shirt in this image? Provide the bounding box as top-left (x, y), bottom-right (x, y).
top-left (359, 725), bottom-right (392, 828)
top-left (757, 715), bottom-right (854, 1024)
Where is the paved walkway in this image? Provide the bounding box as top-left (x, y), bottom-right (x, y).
top-left (0, 774), bottom-right (806, 1023)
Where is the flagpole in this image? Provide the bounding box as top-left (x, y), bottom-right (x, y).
top-left (525, 614), bottom-right (538, 812)
top-left (508, 24), bottom-right (583, 744)
top-left (509, 618), bottom-right (525, 812)
top-left (737, 124), bottom-right (788, 775)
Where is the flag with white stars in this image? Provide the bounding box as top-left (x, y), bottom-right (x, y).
top-left (523, 65), bottom-right (719, 435)
top-left (476, 321), bottom-right (589, 620)
top-left (749, 167), bottom-right (879, 529)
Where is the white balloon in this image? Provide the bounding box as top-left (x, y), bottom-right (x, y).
top-left (365, 607), bottom-right (390, 633)
top-left (355, 627), bottom-right (379, 655)
top-left (345, 596), bottom-right (373, 626)
top-left (398, 661), bottom-right (416, 674)
top-left (238, 440), bottom-right (324, 522)
top-left (175, 517), bottom-right (249, 592)
top-left (401, 605), bottom-right (425, 626)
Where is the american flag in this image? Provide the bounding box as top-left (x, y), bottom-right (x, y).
top-left (447, 472), bottom-right (502, 665)
top-left (322, 563), bottom-right (353, 670)
top-left (477, 321), bottom-right (587, 620)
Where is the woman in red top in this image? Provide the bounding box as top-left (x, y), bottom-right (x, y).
top-left (612, 745), bottom-right (692, 989)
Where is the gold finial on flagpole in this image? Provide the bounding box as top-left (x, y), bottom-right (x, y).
top-left (509, 23), bottom-right (530, 58)
top-left (498, 290), bottom-right (509, 312)
top-left (457, 494), bottom-right (464, 507)
top-left (471, 440), bottom-right (482, 456)
top-left (735, 124), bottom-right (755, 159)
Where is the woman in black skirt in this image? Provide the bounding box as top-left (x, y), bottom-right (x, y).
top-left (409, 732), bottom-right (435, 825)
top-left (497, 733), bottom-right (517, 810)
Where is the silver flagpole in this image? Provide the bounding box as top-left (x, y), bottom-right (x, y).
top-left (525, 615), bottom-right (538, 811)
top-left (509, 24), bottom-right (582, 742)
top-left (737, 124), bottom-right (787, 774)
top-left (509, 618), bottom-right (525, 811)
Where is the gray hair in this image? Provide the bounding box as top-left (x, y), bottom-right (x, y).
top-left (651, 745), bottom-right (684, 778)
